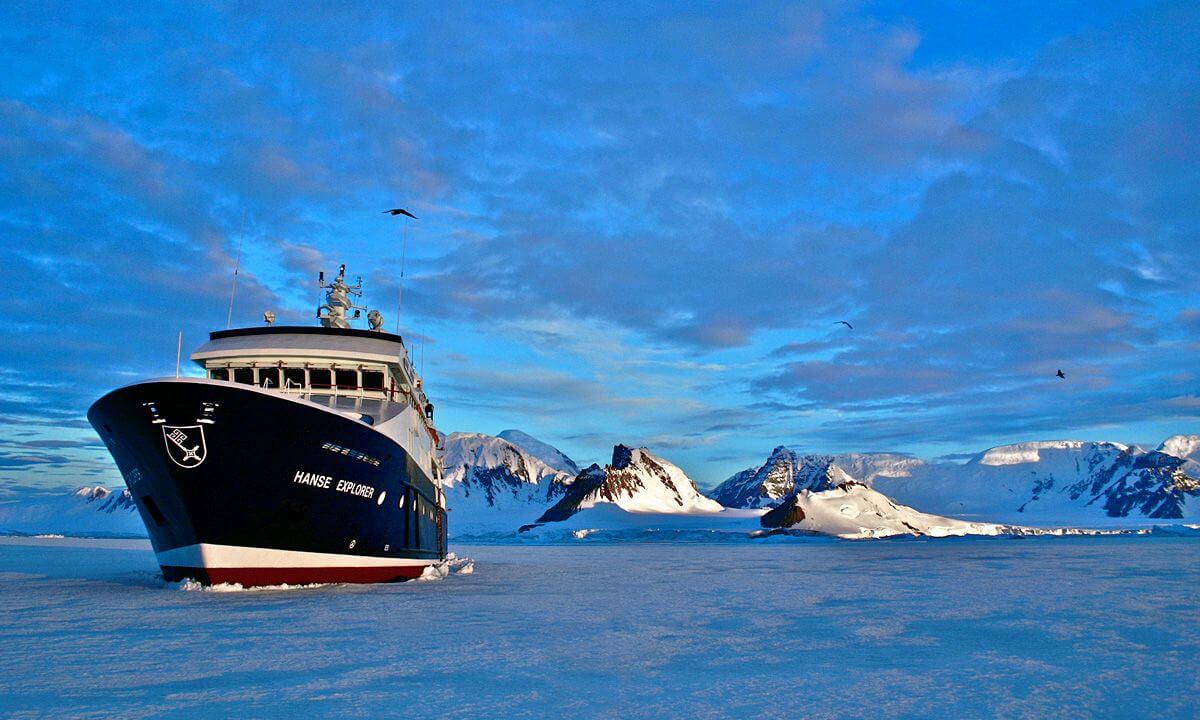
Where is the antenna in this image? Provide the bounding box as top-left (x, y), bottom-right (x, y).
top-left (175, 331), bottom-right (182, 378)
top-left (226, 208), bottom-right (247, 329)
top-left (316, 270), bottom-right (324, 318)
top-left (382, 207), bottom-right (418, 333)
top-left (395, 219), bottom-right (407, 333)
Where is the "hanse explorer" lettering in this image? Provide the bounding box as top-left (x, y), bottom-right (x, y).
top-left (292, 469), bottom-right (376, 499)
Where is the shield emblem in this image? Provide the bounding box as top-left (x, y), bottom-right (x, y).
top-left (162, 425), bottom-right (207, 468)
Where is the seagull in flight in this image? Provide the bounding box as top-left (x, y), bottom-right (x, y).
top-left (1056, 369), bottom-right (1066, 379)
top-left (835, 320), bottom-right (854, 330)
top-left (382, 208), bottom-right (418, 219)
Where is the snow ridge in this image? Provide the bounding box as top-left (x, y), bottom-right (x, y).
top-left (74, 486), bottom-right (137, 514)
top-left (972, 440), bottom-right (1129, 466)
top-left (497, 429), bottom-right (580, 476)
top-left (760, 481), bottom-right (1005, 539)
top-left (1158, 435), bottom-right (1200, 463)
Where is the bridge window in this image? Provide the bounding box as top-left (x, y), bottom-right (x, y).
top-left (259, 368), bottom-right (281, 388)
top-left (283, 368), bottom-right (305, 389)
top-left (335, 369), bottom-right (358, 389)
top-left (233, 368), bottom-right (254, 384)
top-left (309, 368), bottom-right (332, 389)
top-left (362, 370), bottom-right (385, 390)
top-left (209, 368), bottom-right (229, 381)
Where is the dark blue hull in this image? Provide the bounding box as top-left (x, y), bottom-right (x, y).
top-left (88, 379), bottom-right (446, 585)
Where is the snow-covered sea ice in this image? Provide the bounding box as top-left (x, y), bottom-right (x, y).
top-left (1, 535), bottom-right (1198, 718)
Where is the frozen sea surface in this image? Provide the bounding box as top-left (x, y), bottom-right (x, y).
top-left (0, 536), bottom-right (1198, 719)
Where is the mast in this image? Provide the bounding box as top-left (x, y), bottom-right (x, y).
top-left (315, 264), bottom-right (387, 332)
top-left (316, 264), bottom-right (364, 329)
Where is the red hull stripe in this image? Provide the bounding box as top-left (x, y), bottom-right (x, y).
top-left (161, 564), bottom-right (430, 586)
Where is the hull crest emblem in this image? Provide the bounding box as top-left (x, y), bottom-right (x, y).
top-left (162, 425), bottom-right (207, 468)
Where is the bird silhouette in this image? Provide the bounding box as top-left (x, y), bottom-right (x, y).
top-left (835, 320), bottom-right (853, 329)
top-left (382, 208), bottom-right (418, 219)
top-left (1056, 369), bottom-right (1066, 379)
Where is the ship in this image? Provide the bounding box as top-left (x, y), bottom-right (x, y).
top-left (88, 264), bottom-right (447, 586)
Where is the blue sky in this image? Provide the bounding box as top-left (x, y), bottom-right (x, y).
top-left (1, 1), bottom-right (1197, 491)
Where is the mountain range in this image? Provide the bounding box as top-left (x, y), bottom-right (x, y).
top-left (874, 438), bottom-right (1199, 522)
top-left (714, 437), bottom-right (1200, 523)
top-left (3, 432), bottom-right (1197, 539)
top-left (0, 486), bottom-right (143, 536)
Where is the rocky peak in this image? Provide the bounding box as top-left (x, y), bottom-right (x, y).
top-left (536, 445), bottom-right (723, 523)
top-left (611, 444), bottom-right (636, 469)
top-left (710, 448), bottom-right (850, 509)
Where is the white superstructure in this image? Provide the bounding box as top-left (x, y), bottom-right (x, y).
top-left (188, 265), bottom-right (442, 489)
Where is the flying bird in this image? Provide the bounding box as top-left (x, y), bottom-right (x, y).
top-left (382, 208), bottom-right (418, 219)
top-left (1056, 369), bottom-right (1066, 379)
top-left (835, 321), bottom-right (854, 330)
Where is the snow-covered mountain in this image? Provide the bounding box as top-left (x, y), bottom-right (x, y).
top-left (0, 486), bottom-right (142, 536)
top-left (497, 429), bottom-right (580, 476)
top-left (759, 481), bottom-right (1006, 539)
top-left (1158, 435), bottom-right (1200, 465)
top-left (710, 446), bottom-right (921, 509)
top-left (872, 438), bottom-right (1200, 522)
top-left (537, 444), bottom-right (724, 523)
top-left (719, 436), bottom-right (1200, 524)
top-left (439, 432), bottom-right (575, 531)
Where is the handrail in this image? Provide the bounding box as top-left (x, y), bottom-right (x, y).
top-left (306, 383), bottom-right (389, 392)
top-left (213, 374), bottom-right (433, 418)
